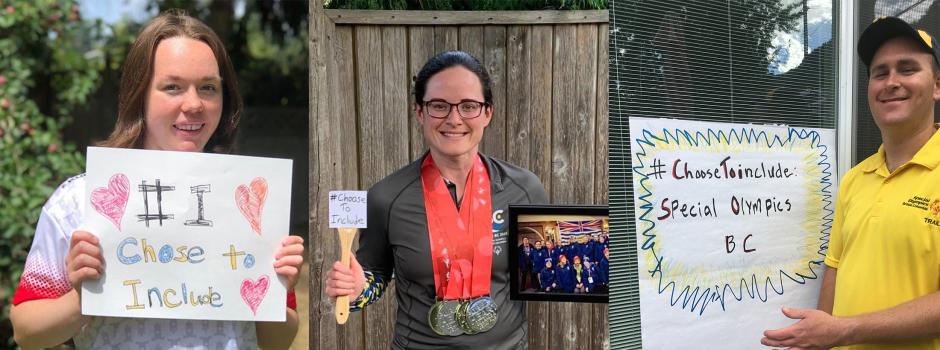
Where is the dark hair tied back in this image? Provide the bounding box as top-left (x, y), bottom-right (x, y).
top-left (413, 51), bottom-right (492, 105)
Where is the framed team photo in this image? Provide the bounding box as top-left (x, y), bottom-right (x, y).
top-left (508, 204), bottom-right (609, 303)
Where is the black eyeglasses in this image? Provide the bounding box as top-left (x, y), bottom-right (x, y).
top-left (422, 100), bottom-right (489, 119)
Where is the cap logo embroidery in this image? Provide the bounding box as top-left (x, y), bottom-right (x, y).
top-left (918, 30), bottom-right (934, 49)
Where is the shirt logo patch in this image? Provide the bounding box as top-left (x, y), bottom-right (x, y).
top-left (492, 209), bottom-right (505, 231)
top-left (492, 210), bottom-right (508, 255)
top-left (901, 196), bottom-right (940, 227)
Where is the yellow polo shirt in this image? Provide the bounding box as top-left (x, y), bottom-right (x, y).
top-left (825, 125), bottom-right (940, 350)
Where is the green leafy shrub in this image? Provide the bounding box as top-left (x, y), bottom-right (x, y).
top-left (0, 0), bottom-right (96, 346)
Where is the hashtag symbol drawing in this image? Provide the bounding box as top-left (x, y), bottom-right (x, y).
top-left (330, 193), bottom-right (337, 201)
top-left (650, 158), bottom-right (666, 180)
top-left (137, 179), bottom-right (176, 227)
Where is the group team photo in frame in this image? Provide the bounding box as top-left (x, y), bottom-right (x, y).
top-left (508, 204), bottom-right (609, 303)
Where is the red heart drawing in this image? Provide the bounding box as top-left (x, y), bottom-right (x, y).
top-left (90, 174), bottom-right (129, 231)
top-left (235, 177), bottom-right (267, 235)
top-left (240, 275), bottom-right (270, 315)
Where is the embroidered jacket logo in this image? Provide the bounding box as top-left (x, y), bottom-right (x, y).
top-left (492, 209), bottom-right (506, 256)
top-left (492, 209), bottom-right (505, 231)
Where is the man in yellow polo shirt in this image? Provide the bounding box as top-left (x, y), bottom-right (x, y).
top-left (761, 17), bottom-right (940, 350)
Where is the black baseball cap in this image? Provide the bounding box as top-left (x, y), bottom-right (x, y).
top-left (858, 17), bottom-right (940, 69)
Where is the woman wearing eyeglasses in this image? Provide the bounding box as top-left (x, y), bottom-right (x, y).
top-left (325, 50), bottom-right (548, 349)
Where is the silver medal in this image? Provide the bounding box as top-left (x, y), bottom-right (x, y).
top-left (455, 300), bottom-right (477, 334)
top-left (465, 297), bottom-right (498, 333)
top-left (428, 300), bottom-right (463, 336)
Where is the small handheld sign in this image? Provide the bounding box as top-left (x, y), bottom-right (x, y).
top-left (328, 191), bottom-right (367, 324)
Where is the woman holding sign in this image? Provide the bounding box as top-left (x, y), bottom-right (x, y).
top-left (325, 51), bottom-right (549, 349)
top-left (9, 10), bottom-right (304, 349)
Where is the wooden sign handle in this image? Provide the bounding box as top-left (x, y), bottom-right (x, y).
top-left (335, 227), bottom-right (357, 324)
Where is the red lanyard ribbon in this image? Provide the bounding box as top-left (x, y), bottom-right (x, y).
top-left (421, 153), bottom-right (493, 300)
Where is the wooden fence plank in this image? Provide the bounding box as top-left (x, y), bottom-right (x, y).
top-left (482, 26), bottom-right (507, 160)
top-left (382, 26), bottom-right (410, 170)
top-left (573, 24), bottom-right (601, 350)
top-left (331, 25), bottom-right (364, 350)
top-left (527, 24), bottom-right (556, 349)
top-left (370, 26), bottom-right (412, 350)
top-left (326, 10), bottom-right (609, 25)
top-left (505, 25), bottom-right (531, 172)
top-left (550, 24), bottom-right (578, 350)
top-left (593, 22), bottom-right (611, 350)
top-left (355, 26), bottom-right (386, 189)
top-left (353, 26), bottom-right (397, 350)
top-left (307, 6), bottom-right (336, 349)
top-left (458, 25), bottom-right (485, 59)
top-left (334, 27), bottom-right (360, 192)
top-left (309, 4), bottom-right (339, 350)
top-left (505, 24), bottom-right (549, 349)
top-left (408, 26), bottom-right (435, 161)
top-left (433, 26), bottom-right (459, 53)
top-left (530, 25), bottom-right (554, 193)
top-left (550, 23), bottom-right (598, 350)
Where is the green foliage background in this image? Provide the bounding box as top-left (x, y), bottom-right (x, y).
top-left (0, 0), bottom-right (92, 346)
top-left (324, 0), bottom-right (608, 10)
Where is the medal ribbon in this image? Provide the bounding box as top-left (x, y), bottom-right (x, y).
top-left (421, 153), bottom-right (493, 300)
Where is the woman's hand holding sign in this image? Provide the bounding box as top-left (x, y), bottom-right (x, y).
top-left (325, 253), bottom-right (367, 301)
top-left (66, 231), bottom-right (104, 293)
top-left (273, 235), bottom-right (305, 290)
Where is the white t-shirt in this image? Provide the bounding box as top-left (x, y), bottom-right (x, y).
top-left (13, 174), bottom-right (258, 349)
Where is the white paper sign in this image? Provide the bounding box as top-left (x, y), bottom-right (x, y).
top-left (328, 191), bottom-right (367, 228)
top-left (628, 118), bottom-right (836, 349)
top-left (81, 147), bottom-right (292, 321)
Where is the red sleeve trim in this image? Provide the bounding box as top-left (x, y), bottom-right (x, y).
top-left (286, 289), bottom-right (297, 310)
top-left (12, 285), bottom-right (62, 306)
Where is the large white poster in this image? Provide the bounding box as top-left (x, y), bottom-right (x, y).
top-left (81, 147), bottom-right (292, 321)
top-left (629, 118), bottom-right (835, 349)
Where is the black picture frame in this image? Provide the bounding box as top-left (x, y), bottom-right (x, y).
top-left (508, 204), bottom-right (609, 303)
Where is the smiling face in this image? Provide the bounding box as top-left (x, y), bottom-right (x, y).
top-left (416, 66), bottom-right (492, 162)
top-left (143, 37), bottom-right (222, 152)
top-left (867, 37), bottom-right (940, 131)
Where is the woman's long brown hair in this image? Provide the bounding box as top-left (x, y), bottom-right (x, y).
top-left (100, 9), bottom-right (241, 153)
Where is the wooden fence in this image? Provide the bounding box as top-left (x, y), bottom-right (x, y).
top-left (309, 3), bottom-right (609, 349)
